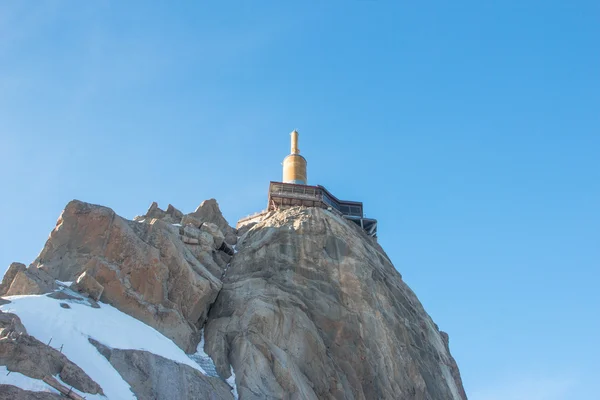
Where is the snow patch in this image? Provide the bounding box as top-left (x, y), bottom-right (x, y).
top-left (187, 329), bottom-right (220, 377)
top-left (227, 366), bottom-right (239, 400)
top-left (56, 280), bottom-right (73, 287)
top-left (0, 366), bottom-right (58, 394)
top-left (1, 294), bottom-right (209, 399)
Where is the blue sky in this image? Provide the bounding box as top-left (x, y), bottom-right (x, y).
top-left (1, 1), bottom-right (598, 398)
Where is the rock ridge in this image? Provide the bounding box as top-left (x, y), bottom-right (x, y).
top-left (14, 199), bottom-right (238, 353)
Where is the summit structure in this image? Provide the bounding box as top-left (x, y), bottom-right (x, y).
top-left (0, 131), bottom-right (466, 399)
top-left (240, 130), bottom-right (378, 238)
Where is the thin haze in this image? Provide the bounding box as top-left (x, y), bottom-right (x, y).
top-left (1, 1), bottom-right (598, 399)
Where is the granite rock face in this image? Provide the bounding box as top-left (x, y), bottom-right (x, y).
top-left (32, 200), bottom-right (233, 353)
top-left (205, 207), bottom-right (467, 400)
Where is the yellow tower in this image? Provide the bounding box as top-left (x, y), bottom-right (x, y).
top-left (282, 130), bottom-right (307, 185)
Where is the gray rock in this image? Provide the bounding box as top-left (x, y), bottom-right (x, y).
top-left (72, 271), bottom-right (104, 301)
top-left (88, 298), bottom-right (101, 309)
top-left (440, 331), bottom-right (468, 399)
top-left (205, 207), bottom-right (467, 400)
top-left (181, 214), bottom-right (202, 228)
top-left (201, 222), bottom-right (225, 249)
top-left (46, 291), bottom-right (81, 301)
top-left (135, 202), bottom-right (182, 225)
top-left (0, 385), bottom-right (63, 400)
top-left (136, 201), bottom-right (164, 221)
top-left (182, 226), bottom-right (215, 250)
top-left (166, 204), bottom-right (184, 222)
top-left (235, 221), bottom-right (257, 238)
top-left (0, 263), bottom-right (26, 296)
top-left (212, 251), bottom-right (232, 271)
top-left (224, 232), bottom-right (238, 247)
top-left (89, 338), bottom-right (233, 400)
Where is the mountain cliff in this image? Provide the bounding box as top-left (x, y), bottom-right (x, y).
top-left (0, 199), bottom-right (467, 400)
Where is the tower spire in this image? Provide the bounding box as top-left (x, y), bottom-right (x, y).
top-left (291, 130), bottom-right (300, 155)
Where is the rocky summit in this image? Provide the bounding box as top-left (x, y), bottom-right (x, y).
top-left (0, 199), bottom-right (467, 400)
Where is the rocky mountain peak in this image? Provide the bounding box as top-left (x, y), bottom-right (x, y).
top-left (0, 199), bottom-right (467, 400)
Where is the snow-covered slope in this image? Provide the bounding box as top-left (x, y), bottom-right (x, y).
top-left (0, 291), bottom-right (215, 399)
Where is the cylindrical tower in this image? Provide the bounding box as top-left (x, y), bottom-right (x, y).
top-left (283, 130), bottom-right (307, 185)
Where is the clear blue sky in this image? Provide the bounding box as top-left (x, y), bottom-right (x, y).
top-left (1, 1), bottom-right (598, 399)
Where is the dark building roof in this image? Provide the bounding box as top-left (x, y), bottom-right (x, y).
top-left (267, 181), bottom-right (377, 238)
